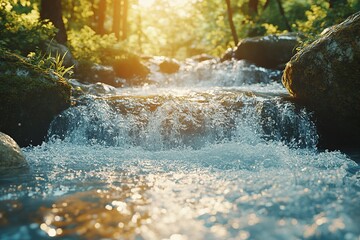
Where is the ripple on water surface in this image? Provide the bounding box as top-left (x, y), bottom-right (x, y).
top-left (0, 140), bottom-right (359, 240)
top-left (0, 62), bottom-right (359, 239)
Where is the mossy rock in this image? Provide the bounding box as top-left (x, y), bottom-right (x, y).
top-left (282, 12), bottom-right (360, 148)
top-left (0, 49), bottom-right (71, 147)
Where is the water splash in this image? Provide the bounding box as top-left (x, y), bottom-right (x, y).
top-left (48, 89), bottom-right (318, 150)
top-left (0, 140), bottom-right (359, 239)
top-left (148, 59), bottom-right (282, 87)
top-left (0, 59), bottom-right (358, 240)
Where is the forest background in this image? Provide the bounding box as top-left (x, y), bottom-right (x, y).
top-left (1, 0), bottom-right (360, 67)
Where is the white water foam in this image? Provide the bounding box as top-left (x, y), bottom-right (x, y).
top-left (0, 60), bottom-right (359, 240)
top-left (0, 138), bottom-right (356, 239)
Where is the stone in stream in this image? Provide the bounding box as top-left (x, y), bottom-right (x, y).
top-left (282, 12), bottom-right (360, 148)
top-left (222, 33), bottom-right (301, 69)
top-left (68, 79), bottom-right (118, 96)
top-left (75, 61), bottom-right (118, 86)
top-left (0, 49), bottom-right (71, 147)
top-left (158, 58), bottom-right (180, 74)
top-left (0, 132), bottom-right (27, 169)
top-left (112, 55), bottom-right (150, 86)
top-left (191, 54), bottom-right (217, 62)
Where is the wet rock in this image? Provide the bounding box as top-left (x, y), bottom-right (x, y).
top-left (282, 12), bottom-right (360, 148)
top-left (191, 54), bottom-right (217, 62)
top-left (0, 50), bottom-right (71, 147)
top-left (88, 82), bottom-right (117, 95)
top-left (223, 33), bottom-right (300, 69)
top-left (75, 62), bottom-right (117, 86)
top-left (221, 48), bottom-right (235, 62)
top-left (112, 55), bottom-right (150, 85)
top-left (68, 79), bottom-right (117, 96)
top-left (159, 58), bottom-right (180, 74)
top-left (0, 132), bottom-right (27, 169)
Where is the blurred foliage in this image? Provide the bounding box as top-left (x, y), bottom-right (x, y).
top-left (197, 0), bottom-right (360, 55)
top-left (62, 0), bottom-right (94, 30)
top-left (68, 26), bottom-right (117, 63)
top-left (0, 1), bottom-right (72, 78)
top-left (0, 1), bottom-right (56, 55)
top-left (295, 1), bottom-right (360, 36)
top-left (1, 0), bottom-right (360, 61)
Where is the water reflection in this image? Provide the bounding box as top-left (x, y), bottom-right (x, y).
top-left (38, 176), bottom-right (150, 239)
top-left (0, 135), bottom-right (359, 239)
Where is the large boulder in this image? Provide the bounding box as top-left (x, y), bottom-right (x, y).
top-left (0, 132), bottom-right (27, 169)
top-left (223, 33), bottom-right (300, 69)
top-left (0, 50), bottom-right (71, 147)
top-left (282, 12), bottom-right (360, 148)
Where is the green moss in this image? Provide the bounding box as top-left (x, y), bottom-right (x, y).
top-left (0, 49), bottom-right (71, 146)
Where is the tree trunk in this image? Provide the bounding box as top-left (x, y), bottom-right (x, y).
top-left (40, 0), bottom-right (67, 43)
top-left (121, 0), bottom-right (128, 40)
top-left (263, 0), bottom-right (271, 9)
top-left (97, 0), bottom-right (107, 35)
top-left (248, 0), bottom-right (258, 15)
top-left (225, 0), bottom-right (239, 45)
top-left (113, 0), bottom-right (121, 39)
top-left (275, 0), bottom-right (292, 32)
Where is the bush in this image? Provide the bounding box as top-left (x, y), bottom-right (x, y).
top-left (67, 26), bottom-right (118, 63)
top-left (294, 1), bottom-right (359, 48)
top-left (0, 2), bottom-right (56, 55)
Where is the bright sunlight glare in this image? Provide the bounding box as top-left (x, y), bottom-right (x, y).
top-left (138, 0), bottom-right (155, 8)
top-left (138, 0), bottom-right (188, 8)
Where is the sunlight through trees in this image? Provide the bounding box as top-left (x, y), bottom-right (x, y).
top-left (1, 0), bottom-right (359, 59)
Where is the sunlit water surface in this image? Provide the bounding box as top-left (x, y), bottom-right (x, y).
top-left (0, 60), bottom-right (359, 239)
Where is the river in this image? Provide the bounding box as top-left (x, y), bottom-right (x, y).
top-left (0, 59), bottom-right (359, 239)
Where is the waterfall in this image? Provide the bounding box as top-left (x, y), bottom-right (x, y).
top-left (1, 59), bottom-right (359, 240)
top-left (48, 91), bottom-right (318, 150)
top-left (48, 60), bottom-right (318, 150)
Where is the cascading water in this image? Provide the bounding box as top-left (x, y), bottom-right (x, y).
top-left (0, 59), bottom-right (359, 240)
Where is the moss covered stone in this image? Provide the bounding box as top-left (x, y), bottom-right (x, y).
top-left (282, 12), bottom-right (360, 148)
top-left (0, 49), bottom-right (71, 147)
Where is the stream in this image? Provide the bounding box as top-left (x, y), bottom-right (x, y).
top-left (0, 59), bottom-right (359, 239)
